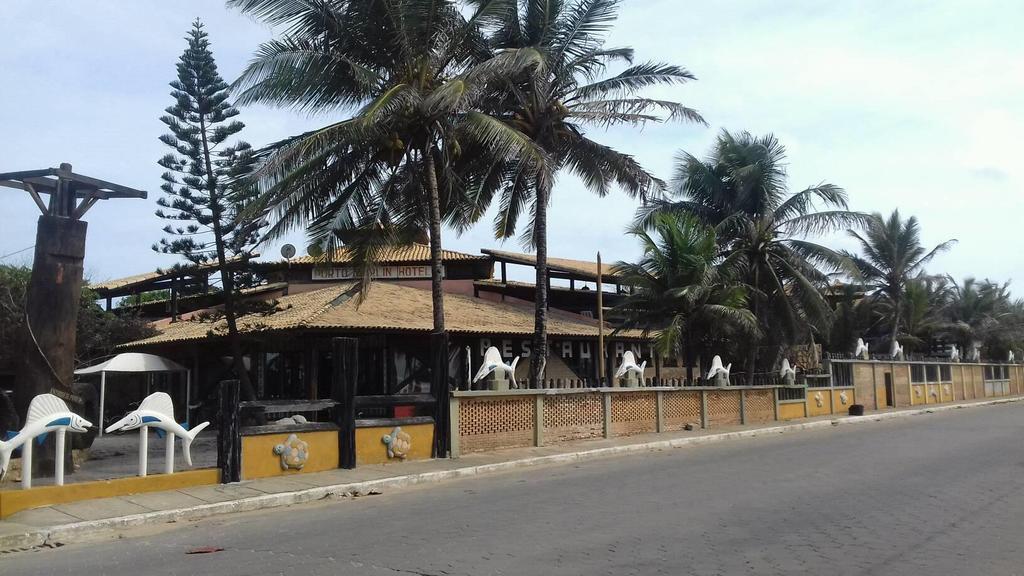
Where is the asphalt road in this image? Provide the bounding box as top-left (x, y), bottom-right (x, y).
top-left (5, 403), bottom-right (1024, 576)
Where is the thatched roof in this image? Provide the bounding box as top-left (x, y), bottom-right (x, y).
top-left (121, 282), bottom-right (642, 348)
top-left (286, 243), bottom-right (487, 265)
top-left (482, 249), bottom-right (621, 282)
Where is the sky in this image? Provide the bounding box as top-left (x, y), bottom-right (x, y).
top-left (1, 0), bottom-right (1022, 290)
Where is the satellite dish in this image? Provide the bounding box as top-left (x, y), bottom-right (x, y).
top-left (306, 243), bottom-right (324, 258)
top-left (280, 244), bottom-right (296, 259)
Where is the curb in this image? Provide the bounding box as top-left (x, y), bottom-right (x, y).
top-left (2, 396), bottom-right (1020, 552)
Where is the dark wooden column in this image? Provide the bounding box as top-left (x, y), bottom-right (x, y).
top-left (218, 379), bottom-right (241, 483)
top-left (431, 332), bottom-right (450, 457)
top-left (14, 215), bottom-right (88, 418)
top-left (332, 337), bottom-right (358, 469)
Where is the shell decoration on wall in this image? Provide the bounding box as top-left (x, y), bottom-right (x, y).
top-left (839, 391), bottom-right (849, 405)
top-left (915, 387), bottom-right (922, 397)
top-left (943, 384), bottom-right (951, 396)
top-left (273, 434), bottom-right (309, 471)
top-left (382, 427), bottom-right (412, 460)
top-left (814, 392), bottom-right (824, 408)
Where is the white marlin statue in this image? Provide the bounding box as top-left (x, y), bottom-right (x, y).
top-left (1009, 350), bottom-right (1016, 363)
top-left (890, 340), bottom-right (904, 360)
top-left (855, 338), bottom-right (870, 360)
top-left (969, 342), bottom-right (981, 362)
top-left (0, 394), bottom-right (92, 484)
top-left (614, 351), bottom-right (647, 380)
top-left (949, 345), bottom-right (960, 362)
top-left (472, 347), bottom-right (520, 388)
top-left (105, 392), bottom-right (209, 467)
top-left (779, 358), bottom-right (796, 383)
top-left (706, 355), bottom-right (731, 382)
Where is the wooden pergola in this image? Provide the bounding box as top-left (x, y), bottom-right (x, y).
top-left (1, 163), bottom-right (145, 424)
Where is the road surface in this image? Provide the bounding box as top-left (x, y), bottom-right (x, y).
top-left (5, 402), bottom-right (1024, 575)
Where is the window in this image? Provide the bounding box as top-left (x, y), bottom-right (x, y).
top-left (984, 365), bottom-right (994, 380)
top-left (925, 364), bottom-right (938, 383)
top-left (940, 365), bottom-right (952, 382)
top-left (911, 364), bottom-right (926, 383)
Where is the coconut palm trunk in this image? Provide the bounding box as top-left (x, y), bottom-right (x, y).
top-left (425, 149), bottom-right (446, 335)
top-left (529, 178), bottom-right (550, 387)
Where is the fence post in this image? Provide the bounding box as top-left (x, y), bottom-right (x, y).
top-left (449, 396), bottom-right (461, 458)
top-left (700, 389), bottom-right (709, 429)
top-left (773, 387), bottom-right (780, 421)
top-left (332, 337), bottom-right (358, 469)
top-left (603, 392), bottom-right (612, 438)
top-left (431, 332), bottom-right (450, 458)
top-left (655, 390), bottom-right (664, 433)
top-left (534, 395), bottom-right (545, 447)
top-left (739, 388), bottom-right (747, 425)
top-left (218, 379), bottom-right (241, 484)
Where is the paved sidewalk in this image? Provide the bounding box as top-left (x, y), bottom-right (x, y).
top-left (0, 396), bottom-right (1019, 552)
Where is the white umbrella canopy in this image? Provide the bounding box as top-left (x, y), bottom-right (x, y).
top-left (75, 352), bottom-right (186, 375)
top-left (75, 353), bottom-right (189, 435)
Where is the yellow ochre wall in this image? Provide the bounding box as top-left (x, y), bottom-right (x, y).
top-left (778, 402), bottom-right (806, 421)
top-left (831, 388), bottom-right (855, 412)
top-left (0, 468), bottom-right (219, 519)
top-left (242, 430), bottom-right (339, 480)
top-left (806, 389), bottom-right (832, 417)
top-left (910, 384), bottom-right (927, 405)
top-left (356, 423), bottom-right (434, 466)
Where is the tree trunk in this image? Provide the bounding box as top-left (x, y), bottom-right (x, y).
top-left (890, 295), bottom-right (901, 353)
top-left (745, 267), bottom-right (760, 386)
top-left (529, 178), bottom-right (550, 387)
top-left (684, 329), bottom-right (695, 384)
top-left (199, 115), bottom-right (256, 401)
top-left (424, 150), bottom-right (446, 335)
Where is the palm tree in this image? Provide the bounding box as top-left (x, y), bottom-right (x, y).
top-left (894, 275), bottom-right (951, 352)
top-left (611, 212), bottom-right (756, 383)
top-left (229, 0), bottom-right (546, 339)
top-left (469, 0), bottom-right (705, 385)
top-left (943, 277), bottom-right (1021, 358)
top-left (846, 210), bottom-right (956, 350)
top-left (645, 131), bottom-right (864, 377)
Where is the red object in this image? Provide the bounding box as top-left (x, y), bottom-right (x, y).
top-left (393, 405), bottom-right (415, 418)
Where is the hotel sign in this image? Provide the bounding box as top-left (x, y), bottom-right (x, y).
top-left (311, 265), bottom-right (444, 281)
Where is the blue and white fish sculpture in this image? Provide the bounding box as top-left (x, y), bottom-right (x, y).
top-left (105, 392), bottom-right (209, 466)
top-left (0, 393), bottom-right (92, 480)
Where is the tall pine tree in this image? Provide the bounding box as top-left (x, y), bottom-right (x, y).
top-left (155, 19), bottom-right (260, 399)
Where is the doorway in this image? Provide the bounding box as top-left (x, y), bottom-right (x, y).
top-left (884, 373), bottom-right (894, 407)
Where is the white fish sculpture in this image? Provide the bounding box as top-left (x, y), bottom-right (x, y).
top-left (855, 338), bottom-right (870, 360)
top-left (779, 358), bottom-right (796, 381)
top-left (890, 340), bottom-right (904, 360)
top-left (706, 355), bottom-right (731, 382)
top-left (0, 394), bottom-right (92, 481)
top-left (105, 392), bottom-right (209, 467)
top-left (614, 351), bottom-right (647, 380)
top-left (472, 347), bottom-right (520, 388)
top-left (949, 345), bottom-right (960, 362)
top-left (1009, 351), bottom-right (1016, 363)
top-left (969, 342), bottom-right (981, 362)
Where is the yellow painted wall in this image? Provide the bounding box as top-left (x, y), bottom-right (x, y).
top-left (0, 468), bottom-right (219, 519)
top-left (356, 423), bottom-right (434, 466)
top-left (242, 430), bottom-right (339, 480)
top-left (926, 384), bottom-right (940, 404)
top-left (806, 388), bottom-right (832, 417)
top-left (831, 388), bottom-right (855, 413)
top-left (940, 383), bottom-right (954, 403)
top-left (778, 401), bottom-right (806, 420)
top-left (911, 384), bottom-right (927, 405)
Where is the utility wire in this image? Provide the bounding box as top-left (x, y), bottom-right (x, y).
top-left (0, 245), bottom-right (34, 261)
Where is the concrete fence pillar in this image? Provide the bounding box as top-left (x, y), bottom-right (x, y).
top-left (534, 395), bottom-right (545, 447)
top-left (449, 396), bottom-right (461, 458)
top-left (603, 393), bottom-right (612, 438)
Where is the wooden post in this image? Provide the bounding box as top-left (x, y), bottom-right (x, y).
top-left (431, 332), bottom-right (450, 457)
top-left (597, 252), bottom-right (605, 386)
top-left (332, 337), bottom-right (358, 469)
top-left (217, 379), bottom-right (241, 483)
top-left (14, 215), bottom-right (88, 421)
